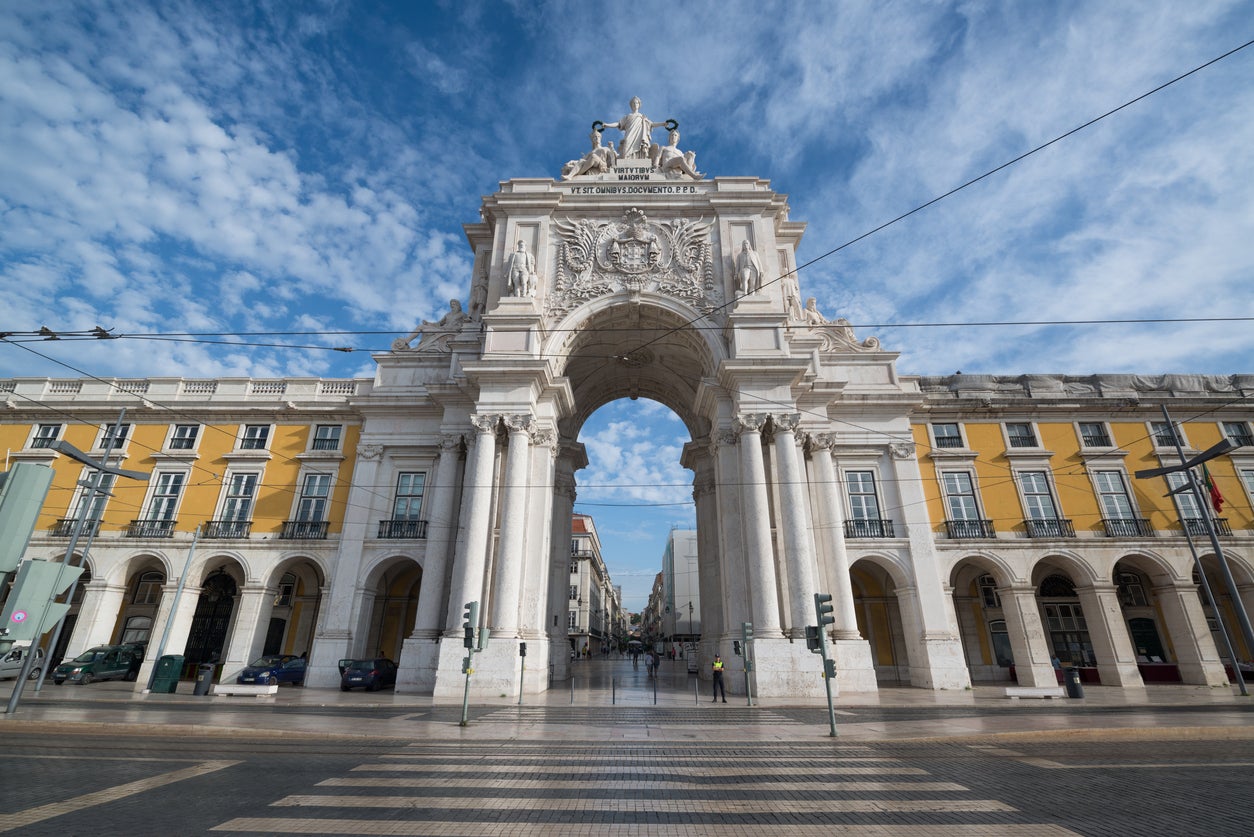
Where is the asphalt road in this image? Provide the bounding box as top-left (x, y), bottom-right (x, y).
top-left (3, 724), bottom-right (1252, 836)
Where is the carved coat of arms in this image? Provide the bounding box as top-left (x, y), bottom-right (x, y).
top-left (547, 208), bottom-right (719, 321)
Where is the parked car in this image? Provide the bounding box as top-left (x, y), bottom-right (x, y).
top-left (236, 654), bottom-right (306, 686)
top-left (0, 646), bottom-right (44, 681)
top-left (339, 657), bottom-right (398, 692)
top-left (52, 644), bottom-right (144, 685)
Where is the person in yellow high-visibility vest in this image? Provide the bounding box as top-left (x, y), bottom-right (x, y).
top-left (711, 655), bottom-right (727, 702)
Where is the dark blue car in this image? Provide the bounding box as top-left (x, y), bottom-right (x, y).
top-left (340, 657), bottom-right (398, 692)
top-left (236, 654), bottom-right (306, 686)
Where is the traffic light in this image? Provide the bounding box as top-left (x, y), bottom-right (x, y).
top-left (742, 621), bottom-right (753, 642)
top-left (733, 640), bottom-right (742, 656)
top-left (519, 642), bottom-right (527, 657)
top-left (823, 659), bottom-right (837, 679)
top-left (805, 625), bottom-right (821, 653)
top-left (0, 559), bottom-right (83, 643)
top-left (814, 593), bottom-right (834, 627)
top-left (462, 601), bottom-right (479, 649)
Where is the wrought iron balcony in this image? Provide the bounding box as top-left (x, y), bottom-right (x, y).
top-left (281, 520), bottom-right (329, 539)
top-left (1183, 518), bottom-right (1232, 537)
top-left (203, 520), bottom-right (253, 539)
top-left (377, 519), bottom-right (428, 539)
top-left (50, 518), bottom-right (100, 538)
top-left (127, 519), bottom-right (176, 538)
top-left (1024, 518), bottom-right (1075, 539)
top-left (1227, 432), bottom-right (1254, 447)
top-left (1102, 518), bottom-right (1155, 538)
top-left (845, 518), bottom-right (895, 538)
top-left (1081, 431), bottom-right (1112, 447)
top-left (933, 435), bottom-right (964, 449)
top-left (945, 519), bottom-right (995, 539)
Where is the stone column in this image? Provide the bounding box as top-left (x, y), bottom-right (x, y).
top-left (1076, 582), bottom-right (1144, 687)
top-left (73, 581), bottom-right (126, 653)
top-left (490, 414), bottom-right (532, 634)
top-left (998, 584), bottom-right (1058, 688)
top-left (738, 414), bottom-right (781, 635)
top-left (888, 441), bottom-right (970, 689)
top-left (713, 430), bottom-right (750, 642)
top-left (807, 435), bottom-right (858, 638)
top-left (806, 433), bottom-right (876, 691)
top-left (443, 415), bottom-right (499, 633)
top-left (547, 463), bottom-right (578, 682)
top-left (521, 428), bottom-right (557, 641)
top-left (221, 584), bottom-right (275, 672)
top-left (772, 414), bottom-right (818, 637)
top-left (307, 443), bottom-right (383, 686)
top-left (684, 439), bottom-right (722, 671)
top-left (1153, 581), bottom-right (1229, 686)
top-left (398, 433), bottom-right (463, 692)
top-left (134, 581), bottom-right (203, 688)
top-left (411, 434), bottom-right (463, 640)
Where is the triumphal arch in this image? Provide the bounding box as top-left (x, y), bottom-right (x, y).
top-left (308, 99), bottom-right (970, 697)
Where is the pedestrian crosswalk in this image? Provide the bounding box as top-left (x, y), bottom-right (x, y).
top-left (209, 741), bottom-right (1081, 836)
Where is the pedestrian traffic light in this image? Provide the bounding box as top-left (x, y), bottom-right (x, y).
top-left (814, 593), bottom-right (835, 627)
top-left (0, 559), bottom-right (83, 644)
top-left (462, 601), bottom-right (479, 649)
top-left (519, 642), bottom-right (527, 657)
top-left (733, 640), bottom-right (742, 656)
top-left (823, 659), bottom-right (837, 679)
top-left (805, 625), bottom-right (822, 653)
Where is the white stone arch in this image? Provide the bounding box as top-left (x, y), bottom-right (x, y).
top-left (849, 553), bottom-right (912, 685)
top-left (355, 554), bottom-right (423, 662)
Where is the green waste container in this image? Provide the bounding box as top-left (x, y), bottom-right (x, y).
top-left (151, 655), bottom-right (183, 694)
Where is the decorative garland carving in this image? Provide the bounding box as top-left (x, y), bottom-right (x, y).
top-left (548, 208), bottom-right (718, 322)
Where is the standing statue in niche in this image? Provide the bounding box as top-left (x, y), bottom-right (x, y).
top-left (505, 239), bottom-right (538, 297)
top-left (781, 269), bottom-right (803, 320)
top-left (392, 299), bottom-right (468, 351)
top-left (734, 240), bottom-right (764, 294)
top-left (561, 129), bottom-right (619, 179)
top-left (602, 96), bottom-right (668, 159)
top-left (652, 129), bottom-right (703, 179)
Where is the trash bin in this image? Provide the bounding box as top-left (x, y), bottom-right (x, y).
top-left (151, 655), bottom-right (183, 694)
top-left (193, 663), bottom-right (216, 696)
top-left (1063, 667), bottom-right (1084, 699)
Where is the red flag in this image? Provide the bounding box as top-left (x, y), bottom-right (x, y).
top-left (1202, 465), bottom-right (1224, 514)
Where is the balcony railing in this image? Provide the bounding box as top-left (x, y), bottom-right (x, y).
top-left (127, 519), bottom-right (176, 538)
top-left (311, 437), bottom-right (341, 451)
top-left (1228, 433), bottom-right (1254, 447)
top-left (203, 520), bottom-right (253, 539)
top-left (1183, 518), bottom-right (1232, 537)
top-left (377, 519), bottom-right (428, 539)
top-left (945, 519), bottom-right (995, 539)
top-left (1081, 432), bottom-right (1112, 447)
top-left (281, 520), bottom-right (329, 539)
top-left (1102, 518), bottom-right (1155, 538)
top-left (1008, 435), bottom-right (1038, 448)
top-left (933, 435), bottom-right (964, 449)
top-left (845, 518), bottom-right (895, 538)
top-left (1024, 518), bottom-right (1075, 539)
top-left (50, 518), bottom-right (100, 537)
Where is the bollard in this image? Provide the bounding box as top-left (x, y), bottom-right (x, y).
top-left (612, 677), bottom-right (616, 705)
top-left (570, 675), bottom-right (574, 704)
top-left (693, 675), bottom-right (698, 704)
top-left (1064, 667), bottom-right (1084, 699)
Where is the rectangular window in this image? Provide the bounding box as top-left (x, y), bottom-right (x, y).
top-left (1078, 422), bottom-right (1111, 447)
top-left (1166, 472), bottom-right (1202, 519)
top-left (1222, 421), bottom-right (1253, 447)
top-left (296, 473), bottom-right (332, 521)
top-left (570, 562), bottom-right (578, 574)
top-left (1019, 471), bottom-right (1059, 520)
top-left (846, 471), bottom-right (880, 520)
top-left (392, 472), bottom-right (425, 520)
top-left (941, 472), bottom-right (980, 520)
top-left (1006, 423), bottom-right (1037, 448)
top-left (74, 473), bottom-right (115, 522)
top-left (568, 611), bottom-right (578, 629)
top-left (931, 423), bottom-right (963, 449)
top-left (570, 585), bottom-right (578, 600)
top-left (169, 424), bottom-right (199, 450)
top-left (1150, 421), bottom-right (1178, 447)
top-left (312, 425), bottom-right (343, 451)
top-left (1241, 469), bottom-right (1254, 497)
top-left (100, 423), bottom-right (131, 449)
top-left (240, 425), bottom-right (270, 450)
top-left (148, 473), bottom-right (185, 521)
top-left (1094, 471), bottom-right (1135, 519)
top-left (222, 473), bottom-right (258, 521)
top-left (31, 424), bottom-right (61, 448)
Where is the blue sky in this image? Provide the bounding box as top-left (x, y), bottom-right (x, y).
top-left (2, 1), bottom-right (1252, 609)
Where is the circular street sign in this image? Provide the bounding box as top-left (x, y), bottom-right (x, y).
top-left (10, 610), bottom-right (28, 623)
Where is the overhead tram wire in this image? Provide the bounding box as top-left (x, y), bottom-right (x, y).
top-left (564, 37), bottom-right (1254, 393)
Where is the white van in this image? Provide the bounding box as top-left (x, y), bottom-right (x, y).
top-left (0, 646), bottom-right (44, 680)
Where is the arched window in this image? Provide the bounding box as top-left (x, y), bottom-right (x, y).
top-left (1038, 574), bottom-right (1077, 598)
top-left (133, 571), bottom-right (165, 605)
top-left (1039, 573), bottom-right (1094, 666)
top-left (275, 572), bottom-right (296, 607)
top-left (978, 574), bottom-right (1001, 609)
top-left (121, 615), bottom-right (152, 645)
top-left (1116, 571), bottom-right (1148, 607)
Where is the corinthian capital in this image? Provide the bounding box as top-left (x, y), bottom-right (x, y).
top-left (736, 413), bottom-right (768, 433)
top-left (504, 413), bottom-right (534, 434)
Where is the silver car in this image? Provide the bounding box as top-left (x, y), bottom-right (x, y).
top-left (0, 646), bottom-right (45, 681)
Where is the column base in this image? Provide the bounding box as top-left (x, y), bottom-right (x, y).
top-left (828, 638), bottom-right (878, 692)
top-left (431, 635), bottom-right (552, 701)
top-left (305, 630), bottom-right (353, 688)
top-left (908, 634), bottom-right (973, 690)
top-left (740, 637), bottom-right (827, 698)
top-left (396, 636), bottom-right (442, 694)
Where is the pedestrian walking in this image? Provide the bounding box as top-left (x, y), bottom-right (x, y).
top-left (712, 654), bottom-right (727, 702)
top-left (645, 652), bottom-right (655, 679)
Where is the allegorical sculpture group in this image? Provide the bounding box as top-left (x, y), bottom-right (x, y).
top-left (562, 97), bottom-right (703, 181)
